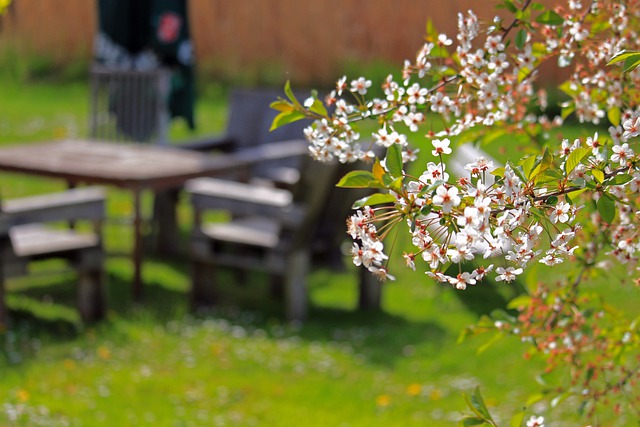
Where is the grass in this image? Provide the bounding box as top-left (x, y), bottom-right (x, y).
top-left (0, 77), bottom-right (634, 426)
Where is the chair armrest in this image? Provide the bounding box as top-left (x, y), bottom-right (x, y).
top-left (1, 187), bottom-right (106, 231)
top-left (186, 177), bottom-right (293, 217)
top-left (233, 139), bottom-right (308, 164)
top-left (177, 135), bottom-right (236, 152)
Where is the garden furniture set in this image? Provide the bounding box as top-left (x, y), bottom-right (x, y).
top-left (0, 87), bottom-right (380, 325)
top-left (0, 83), bottom-right (505, 326)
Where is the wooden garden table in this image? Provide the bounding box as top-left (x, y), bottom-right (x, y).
top-left (0, 138), bottom-right (306, 300)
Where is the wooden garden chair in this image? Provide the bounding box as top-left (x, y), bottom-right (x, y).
top-left (186, 155), bottom-right (338, 321)
top-left (0, 187), bottom-right (107, 327)
top-left (180, 87), bottom-right (310, 186)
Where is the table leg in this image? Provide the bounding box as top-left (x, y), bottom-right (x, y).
top-left (150, 188), bottom-right (181, 257)
top-left (133, 189), bottom-right (143, 300)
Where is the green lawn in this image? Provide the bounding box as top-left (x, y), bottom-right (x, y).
top-left (0, 79), bottom-right (632, 426)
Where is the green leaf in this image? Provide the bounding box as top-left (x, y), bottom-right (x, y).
top-left (372, 158), bottom-right (386, 183)
top-left (521, 155), bottom-right (536, 179)
top-left (535, 10), bottom-right (564, 26)
top-left (385, 144), bottom-right (404, 179)
top-left (352, 192), bottom-right (396, 208)
top-left (461, 417), bottom-right (488, 426)
top-left (592, 169), bottom-right (605, 183)
top-left (515, 29), bottom-right (527, 50)
top-left (606, 173), bottom-right (633, 186)
top-left (551, 392), bottom-right (571, 408)
top-left (559, 81), bottom-right (577, 96)
top-left (542, 168), bottom-right (565, 180)
top-left (382, 175), bottom-right (403, 192)
top-left (517, 67), bottom-right (531, 83)
top-left (561, 105), bottom-right (575, 120)
top-left (608, 107), bottom-right (621, 126)
top-left (530, 147), bottom-right (554, 180)
top-left (597, 194), bottom-right (616, 223)
top-left (591, 20), bottom-right (611, 33)
top-left (545, 195), bottom-right (558, 205)
top-left (578, 400), bottom-right (589, 416)
top-left (500, 0), bottom-right (517, 13)
top-left (507, 295), bottom-right (532, 310)
top-left (477, 333), bottom-right (503, 355)
top-left (283, 80), bottom-right (303, 108)
top-left (531, 2), bottom-right (545, 11)
top-left (607, 51), bottom-right (640, 72)
top-left (270, 99), bottom-right (294, 113)
top-left (482, 129), bottom-right (508, 145)
top-left (510, 411), bottom-right (526, 427)
top-left (491, 167), bottom-right (505, 178)
top-left (565, 147), bottom-right (591, 174)
top-left (464, 387), bottom-right (493, 421)
top-left (269, 110), bottom-right (306, 131)
top-left (607, 50), bottom-right (640, 66)
top-left (425, 18), bottom-right (438, 41)
top-left (420, 204), bottom-right (432, 216)
top-left (336, 170), bottom-right (381, 188)
top-left (623, 56), bottom-right (640, 72)
top-left (525, 392), bottom-right (545, 406)
top-left (308, 98), bottom-right (328, 117)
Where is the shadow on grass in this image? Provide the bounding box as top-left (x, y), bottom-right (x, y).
top-left (3, 259), bottom-right (502, 370)
top-left (301, 306), bottom-right (448, 367)
top-left (444, 263), bottom-right (526, 318)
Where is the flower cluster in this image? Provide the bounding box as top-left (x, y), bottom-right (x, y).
top-left (271, 0), bottom-right (640, 287)
top-left (272, 1), bottom-right (640, 420)
top-left (345, 133), bottom-right (589, 286)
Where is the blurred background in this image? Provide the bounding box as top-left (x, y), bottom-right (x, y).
top-left (0, 0), bottom-right (507, 87)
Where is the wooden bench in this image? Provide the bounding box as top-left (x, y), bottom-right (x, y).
top-left (0, 187), bottom-right (107, 326)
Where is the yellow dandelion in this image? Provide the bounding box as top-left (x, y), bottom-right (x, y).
top-left (63, 359), bottom-right (76, 370)
top-left (406, 383), bottom-right (422, 396)
top-left (97, 346), bottom-right (111, 360)
top-left (376, 394), bottom-right (391, 407)
top-left (429, 388), bottom-right (442, 401)
top-left (16, 389), bottom-right (29, 402)
top-left (210, 343), bottom-right (225, 356)
top-left (52, 127), bottom-right (68, 139)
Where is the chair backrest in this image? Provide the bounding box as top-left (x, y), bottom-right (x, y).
top-left (224, 87), bottom-right (313, 179)
top-left (89, 64), bottom-right (171, 144)
top-left (285, 155), bottom-right (339, 251)
top-left (225, 87), bottom-right (311, 150)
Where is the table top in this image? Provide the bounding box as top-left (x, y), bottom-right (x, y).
top-left (0, 138), bottom-right (305, 190)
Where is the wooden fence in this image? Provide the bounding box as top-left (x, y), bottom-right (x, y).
top-left (0, 0), bottom-right (560, 85)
